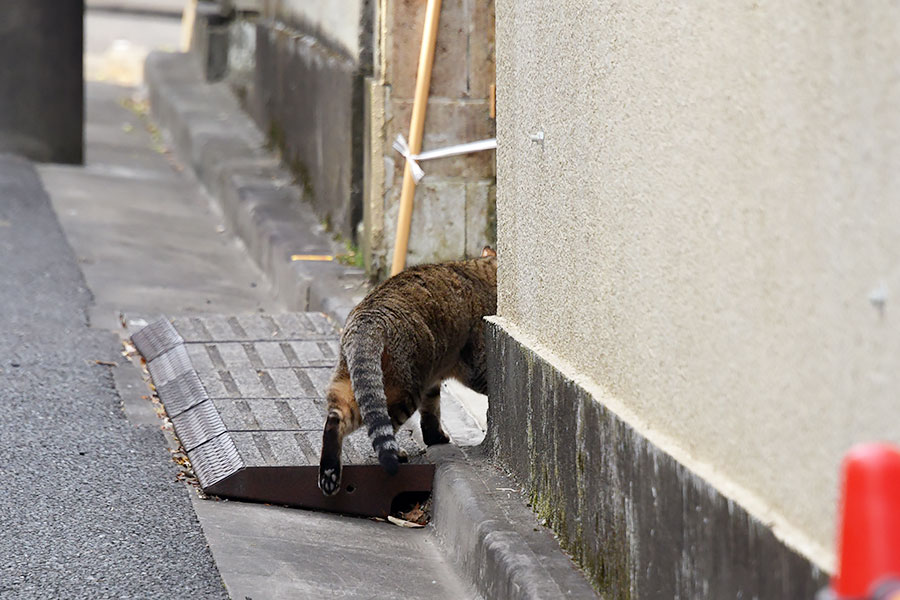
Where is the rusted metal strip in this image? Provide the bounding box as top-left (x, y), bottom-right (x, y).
top-left (206, 464), bottom-right (435, 518)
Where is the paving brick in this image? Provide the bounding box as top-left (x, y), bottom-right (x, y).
top-left (212, 397), bottom-right (325, 431)
top-left (134, 315), bottom-right (428, 479)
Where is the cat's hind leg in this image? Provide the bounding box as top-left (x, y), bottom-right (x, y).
top-left (419, 384), bottom-right (450, 446)
top-left (459, 334), bottom-right (489, 395)
top-left (385, 386), bottom-right (419, 462)
top-left (319, 376), bottom-right (361, 495)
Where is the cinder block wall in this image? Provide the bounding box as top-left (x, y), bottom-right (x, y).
top-left (248, 0), bottom-right (372, 242)
top-left (363, 0), bottom-right (496, 277)
top-left (490, 0), bottom-right (900, 596)
top-left (240, 1), bottom-right (495, 271)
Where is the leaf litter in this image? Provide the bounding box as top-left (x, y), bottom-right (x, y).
top-left (120, 338), bottom-right (206, 497)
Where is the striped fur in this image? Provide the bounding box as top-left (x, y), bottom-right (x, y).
top-left (345, 330), bottom-right (402, 474)
top-left (318, 248), bottom-right (497, 496)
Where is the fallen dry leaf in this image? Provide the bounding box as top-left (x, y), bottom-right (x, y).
top-left (387, 515), bottom-right (425, 529)
top-left (400, 502), bottom-right (427, 525)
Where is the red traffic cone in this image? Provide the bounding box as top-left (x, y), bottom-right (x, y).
top-left (832, 443), bottom-right (900, 598)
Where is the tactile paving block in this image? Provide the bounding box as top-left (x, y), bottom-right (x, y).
top-left (132, 313), bottom-right (433, 517)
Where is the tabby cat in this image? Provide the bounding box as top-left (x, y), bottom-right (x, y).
top-left (318, 247), bottom-right (498, 495)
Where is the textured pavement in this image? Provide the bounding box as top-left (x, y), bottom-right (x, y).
top-left (0, 155), bottom-right (227, 598)
top-left (41, 81), bottom-right (278, 332)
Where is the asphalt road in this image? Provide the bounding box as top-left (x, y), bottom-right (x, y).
top-left (0, 155), bottom-right (227, 599)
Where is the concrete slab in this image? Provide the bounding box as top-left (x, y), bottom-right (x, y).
top-left (40, 82), bottom-right (280, 330)
top-left (430, 445), bottom-right (600, 600)
top-left (190, 495), bottom-right (481, 600)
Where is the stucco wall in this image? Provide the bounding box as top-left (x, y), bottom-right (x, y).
top-left (495, 0), bottom-right (900, 567)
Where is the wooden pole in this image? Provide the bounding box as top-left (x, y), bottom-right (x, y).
top-left (390, 0), bottom-right (442, 276)
top-left (180, 0), bottom-right (198, 52)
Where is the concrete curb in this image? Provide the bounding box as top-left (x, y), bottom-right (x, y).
top-left (144, 51), bottom-right (368, 323)
top-left (429, 445), bottom-right (598, 599)
top-left (144, 50), bottom-right (597, 599)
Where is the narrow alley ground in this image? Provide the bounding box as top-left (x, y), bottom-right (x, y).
top-left (1, 6), bottom-right (478, 599)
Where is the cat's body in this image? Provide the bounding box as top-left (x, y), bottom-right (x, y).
top-left (318, 249), bottom-right (497, 495)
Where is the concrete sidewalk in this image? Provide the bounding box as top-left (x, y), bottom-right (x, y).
top-left (23, 6), bottom-right (596, 596)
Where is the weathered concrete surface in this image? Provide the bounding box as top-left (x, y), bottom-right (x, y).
top-left (364, 0), bottom-right (496, 275)
top-left (485, 318), bottom-right (828, 598)
top-left (0, 1), bottom-right (84, 163)
top-left (249, 16), bottom-right (370, 242)
top-left (183, 0), bottom-right (496, 273)
top-left (495, 0), bottom-right (900, 563)
top-left (191, 495), bottom-right (480, 600)
top-left (430, 445), bottom-right (598, 600)
top-left (263, 0), bottom-right (366, 58)
top-left (40, 82), bottom-right (277, 330)
top-left (143, 51), bottom-right (370, 322)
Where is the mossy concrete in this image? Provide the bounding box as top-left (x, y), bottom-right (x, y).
top-left (485, 318), bottom-right (829, 599)
top-left (249, 17), bottom-right (369, 242)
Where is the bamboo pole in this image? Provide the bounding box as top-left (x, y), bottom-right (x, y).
top-left (390, 0), bottom-right (442, 276)
top-left (180, 0), bottom-right (198, 52)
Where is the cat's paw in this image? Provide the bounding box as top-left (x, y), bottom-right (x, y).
top-left (422, 427), bottom-right (451, 446)
top-left (318, 465), bottom-right (342, 496)
top-left (378, 449), bottom-right (400, 475)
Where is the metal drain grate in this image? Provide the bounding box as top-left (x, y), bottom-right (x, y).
top-left (132, 314), bottom-right (433, 517)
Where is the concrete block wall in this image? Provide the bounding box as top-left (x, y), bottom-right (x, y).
top-left (203, 1), bottom-right (495, 271)
top-left (246, 1), bottom-right (372, 243)
top-left (485, 319), bottom-right (828, 597)
top-left (363, 0), bottom-right (496, 277)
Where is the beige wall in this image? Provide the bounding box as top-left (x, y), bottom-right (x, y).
top-left (495, 0), bottom-right (900, 567)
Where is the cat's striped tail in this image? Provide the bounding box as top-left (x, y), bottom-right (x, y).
top-left (344, 334), bottom-right (401, 475)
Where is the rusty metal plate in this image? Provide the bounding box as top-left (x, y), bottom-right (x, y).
top-left (132, 314), bottom-right (433, 517)
top-left (206, 464), bottom-right (435, 518)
